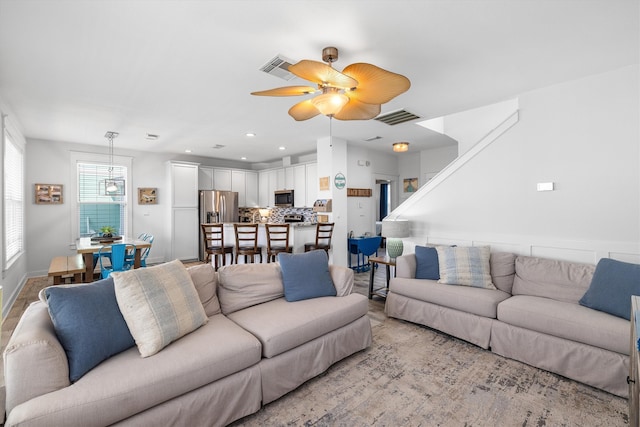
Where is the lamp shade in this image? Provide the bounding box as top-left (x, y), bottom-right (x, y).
top-left (381, 219), bottom-right (410, 259)
top-left (311, 92), bottom-right (349, 116)
top-left (393, 142), bottom-right (409, 152)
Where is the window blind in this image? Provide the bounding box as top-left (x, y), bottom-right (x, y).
top-left (4, 132), bottom-right (24, 265)
top-left (77, 162), bottom-right (127, 236)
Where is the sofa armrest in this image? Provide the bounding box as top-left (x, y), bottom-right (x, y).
top-left (329, 265), bottom-right (354, 296)
top-left (396, 254), bottom-right (416, 278)
top-left (4, 301), bottom-right (70, 415)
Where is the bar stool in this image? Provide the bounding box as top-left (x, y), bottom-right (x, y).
top-left (201, 223), bottom-right (234, 270)
top-left (234, 223), bottom-right (263, 264)
top-left (265, 223), bottom-right (292, 262)
top-left (304, 222), bottom-right (335, 255)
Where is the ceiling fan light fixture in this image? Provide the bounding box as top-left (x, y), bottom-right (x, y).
top-left (393, 142), bottom-right (410, 152)
top-left (311, 92), bottom-right (349, 116)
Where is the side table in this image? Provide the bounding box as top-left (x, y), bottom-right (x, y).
top-left (368, 256), bottom-right (396, 299)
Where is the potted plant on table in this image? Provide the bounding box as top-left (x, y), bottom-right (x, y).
top-left (100, 226), bottom-right (117, 238)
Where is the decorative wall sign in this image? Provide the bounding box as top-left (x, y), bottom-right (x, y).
top-left (35, 184), bottom-right (63, 204)
top-left (347, 188), bottom-right (372, 197)
top-left (403, 177), bottom-right (418, 193)
top-left (319, 176), bottom-right (330, 191)
top-left (138, 187), bottom-right (157, 204)
top-left (334, 172), bottom-right (346, 190)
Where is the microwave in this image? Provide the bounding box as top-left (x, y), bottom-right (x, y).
top-left (274, 190), bottom-right (294, 207)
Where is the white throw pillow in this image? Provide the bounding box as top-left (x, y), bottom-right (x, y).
top-left (435, 246), bottom-right (496, 289)
top-left (112, 259), bottom-right (208, 357)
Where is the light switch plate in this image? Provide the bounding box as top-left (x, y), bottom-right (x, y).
top-left (537, 182), bottom-right (554, 191)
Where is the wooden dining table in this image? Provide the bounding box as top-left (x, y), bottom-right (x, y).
top-left (76, 236), bottom-right (152, 282)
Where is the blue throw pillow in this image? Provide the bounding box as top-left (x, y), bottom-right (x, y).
top-left (415, 246), bottom-right (440, 280)
top-left (579, 258), bottom-right (640, 320)
top-left (44, 277), bottom-right (135, 382)
top-left (278, 250), bottom-right (336, 302)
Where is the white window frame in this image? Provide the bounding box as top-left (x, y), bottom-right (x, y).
top-left (3, 128), bottom-right (25, 270)
top-left (69, 151), bottom-right (132, 242)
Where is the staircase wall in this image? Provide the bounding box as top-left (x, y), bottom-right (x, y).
top-left (395, 64), bottom-right (640, 264)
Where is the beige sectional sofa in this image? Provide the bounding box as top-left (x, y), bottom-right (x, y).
top-left (385, 250), bottom-right (630, 398)
top-left (4, 260), bottom-right (372, 426)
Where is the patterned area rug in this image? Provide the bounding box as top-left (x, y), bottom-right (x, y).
top-left (232, 319), bottom-right (628, 426)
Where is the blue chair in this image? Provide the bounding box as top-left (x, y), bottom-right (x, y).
top-left (348, 236), bottom-right (382, 272)
top-left (98, 243), bottom-right (135, 278)
top-left (124, 234), bottom-right (153, 269)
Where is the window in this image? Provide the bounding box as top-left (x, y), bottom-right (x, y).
top-left (77, 162), bottom-right (128, 236)
top-left (4, 131), bottom-right (24, 267)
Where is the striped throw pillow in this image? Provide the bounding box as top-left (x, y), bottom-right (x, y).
top-left (435, 246), bottom-right (496, 289)
top-left (113, 259), bottom-right (208, 357)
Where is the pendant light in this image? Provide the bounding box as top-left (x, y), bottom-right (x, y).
top-left (103, 131), bottom-right (125, 196)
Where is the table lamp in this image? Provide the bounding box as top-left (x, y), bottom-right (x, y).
top-left (381, 219), bottom-right (410, 259)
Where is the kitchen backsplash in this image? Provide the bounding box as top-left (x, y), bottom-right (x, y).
top-left (239, 207), bottom-right (315, 223)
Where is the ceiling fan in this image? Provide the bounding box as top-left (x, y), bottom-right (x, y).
top-left (251, 47), bottom-right (411, 121)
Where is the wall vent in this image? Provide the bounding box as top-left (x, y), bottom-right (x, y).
top-left (259, 54), bottom-right (296, 81)
top-left (374, 109), bottom-right (421, 126)
top-left (212, 144), bottom-right (226, 149)
top-left (364, 136), bottom-right (382, 141)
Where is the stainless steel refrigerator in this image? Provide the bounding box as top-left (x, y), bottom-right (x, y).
top-left (198, 190), bottom-right (238, 261)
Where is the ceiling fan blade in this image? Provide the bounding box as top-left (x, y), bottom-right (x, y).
top-left (342, 63), bottom-right (410, 104)
top-left (288, 99), bottom-right (321, 121)
top-left (289, 60), bottom-right (358, 89)
top-left (333, 98), bottom-right (381, 121)
top-left (251, 86), bottom-right (317, 96)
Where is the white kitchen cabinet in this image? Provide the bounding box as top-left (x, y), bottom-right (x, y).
top-left (231, 170), bottom-right (246, 206)
top-left (293, 164), bottom-right (306, 206)
top-left (276, 168), bottom-right (285, 190)
top-left (213, 168), bottom-right (232, 191)
top-left (305, 162), bottom-right (318, 207)
top-left (258, 170), bottom-right (269, 207)
top-left (167, 161), bottom-right (199, 261)
top-left (284, 167), bottom-right (295, 189)
top-left (245, 171), bottom-right (258, 207)
top-left (198, 166), bottom-right (214, 190)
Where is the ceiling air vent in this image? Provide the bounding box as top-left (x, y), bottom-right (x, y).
top-left (374, 109), bottom-right (421, 126)
top-left (364, 136), bottom-right (382, 142)
top-left (259, 54), bottom-right (296, 81)
top-left (212, 144), bottom-right (226, 149)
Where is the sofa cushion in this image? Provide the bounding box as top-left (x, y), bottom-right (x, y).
top-left (497, 295), bottom-right (629, 355)
top-left (187, 263), bottom-right (221, 316)
top-left (278, 250), bottom-right (337, 302)
top-left (579, 258), bottom-right (640, 320)
top-left (6, 314), bottom-right (262, 426)
top-left (490, 252), bottom-right (517, 294)
top-left (112, 259), bottom-right (208, 357)
top-left (43, 277), bottom-right (135, 382)
top-left (227, 293), bottom-right (368, 358)
top-left (512, 256), bottom-right (594, 303)
top-left (415, 246), bottom-right (440, 280)
top-left (390, 277), bottom-right (510, 318)
top-left (217, 262), bottom-right (284, 314)
top-left (436, 246), bottom-right (496, 289)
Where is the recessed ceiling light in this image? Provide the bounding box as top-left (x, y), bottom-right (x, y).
top-left (245, 132), bottom-right (256, 137)
top-left (279, 146), bottom-right (285, 150)
top-left (185, 149), bottom-right (192, 153)
top-left (241, 156), bottom-right (247, 160)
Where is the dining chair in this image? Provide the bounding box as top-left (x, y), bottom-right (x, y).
top-left (265, 223), bottom-right (292, 262)
top-left (304, 222), bottom-right (335, 254)
top-left (201, 224), bottom-right (234, 270)
top-left (98, 243), bottom-right (135, 279)
top-left (234, 223), bottom-right (263, 264)
top-left (124, 234), bottom-right (154, 269)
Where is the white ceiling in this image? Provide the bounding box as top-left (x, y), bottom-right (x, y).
top-left (0, 0), bottom-right (637, 164)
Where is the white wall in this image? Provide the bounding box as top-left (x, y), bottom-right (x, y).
top-left (420, 145), bottom-right (458, 183)
top-left (25, 139), bottom-right (251, 277)
top-left (399, 65), bottom-right (640, 264)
